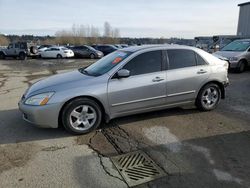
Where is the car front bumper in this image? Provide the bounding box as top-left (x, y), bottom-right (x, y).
top-left (18, 101), bottom-right (62, 128)
top-left (96, 53), bottom-right (104, 58)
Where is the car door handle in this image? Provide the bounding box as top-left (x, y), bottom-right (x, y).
top-left (197, 69), bottom-right (207, 74)
top-left (152, 77), bottom-right (164, 82)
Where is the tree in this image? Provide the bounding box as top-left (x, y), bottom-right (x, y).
top-left (103, 22), bottom-right (112, 37)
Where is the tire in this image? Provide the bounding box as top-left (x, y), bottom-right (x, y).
top-left (61, 98), bottom-right (102, 134)
top-left (19, 52), bottom-right (27, 60)
top-left (0, 52), bottom-right (5, 59)
top-left (90, 53), bottom-right (95, 59)
top-left (57, 54), bottom-right (63, 59)
top-left (236, 60), bottom-right (246, 73)
top-left (196, 83), bottom-right (221, 111)
top-left (30, 46), bottom-right (38, 54)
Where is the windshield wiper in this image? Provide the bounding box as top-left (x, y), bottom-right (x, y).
top-left (79, 68), bottom-right (91, 75)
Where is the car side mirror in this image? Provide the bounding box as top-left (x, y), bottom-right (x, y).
top-left (116, 69), bottom-right (130, 78)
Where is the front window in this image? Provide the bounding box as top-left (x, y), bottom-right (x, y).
top-left (221, 40), bottom-right (250, 52)
top-left (123, 50), bottom-right (162, 76)
top-left (80, 50), bottom-right (132, 76)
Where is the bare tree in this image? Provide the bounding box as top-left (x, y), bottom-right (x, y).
top-left (103, 22), bottom-right (112, 37)
top-left (52, 22), bottom-right (120, 45)
top-left (112, 28), bottom-right (120, 38)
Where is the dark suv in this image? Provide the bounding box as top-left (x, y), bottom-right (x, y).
top-left (69, 45), bottom-right (103, 59)
top-left (0, 42), bottom-right (38, 60)
top-left (92, 44), bottom-right (118, 56)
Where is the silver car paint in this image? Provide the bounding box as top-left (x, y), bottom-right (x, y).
top-left (213, 41), bottom-right (250, 68)
top-left (19, 45), bottom-right (229, 128)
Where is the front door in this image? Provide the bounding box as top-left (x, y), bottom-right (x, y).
top-left (108, 50), bottom-right (167, 117)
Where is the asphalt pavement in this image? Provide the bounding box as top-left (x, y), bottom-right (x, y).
top-left (0, 59), bottom-right (250, 188)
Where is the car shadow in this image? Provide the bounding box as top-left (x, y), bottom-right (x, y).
top-left (0, 109), bottom-right (70, 144)
top-left (0, 107), bottom-right (200, 145)
top-left (102, 107), bottom-right (201, 129)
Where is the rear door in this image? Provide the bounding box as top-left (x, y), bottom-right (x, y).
top-left (165, 49), bottom-right (210, 104)
top-left (80, 46), bottom-right (89, 57)
top-left (108, 50), bottom-right (167, 116)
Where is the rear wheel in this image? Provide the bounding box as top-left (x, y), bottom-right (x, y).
top-left (196, 83), bottom-right (221, 111)
top-left (0, 52), bottom-right (5, 59)
top-left (61, 98), bottom-right (102, 134)
top-left (19, 52), bottom-right (27, 60)
top-left (57, 54), bottom-right (63, 59)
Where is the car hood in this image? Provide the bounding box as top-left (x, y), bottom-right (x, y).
top-left (213, 51), bottom-right (243, 58)
top-left (25, 70), bottom-right (92, 96)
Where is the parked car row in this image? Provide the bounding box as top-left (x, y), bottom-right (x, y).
top-left (0, 42), bottom-right (129, 60)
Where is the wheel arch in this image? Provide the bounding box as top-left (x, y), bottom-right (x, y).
top-left (238, 58), bottom-right (248, 67)
top-left (58, 95), bottom-right (109, 128)
top-left (197, 80), bottom-right (225, 99)
top-left (0, 50), bottom-right (6, 55)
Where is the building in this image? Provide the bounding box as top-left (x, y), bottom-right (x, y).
top-left (237, 2), bottom-right (250, 36)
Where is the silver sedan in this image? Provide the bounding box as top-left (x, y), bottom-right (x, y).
top-left (19, 45), bottom-right (229, 134)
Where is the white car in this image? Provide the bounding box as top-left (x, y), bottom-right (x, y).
top-left (40, 47), bottom-right (74, 59)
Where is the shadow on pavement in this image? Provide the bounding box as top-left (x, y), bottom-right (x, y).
top-left (74, 130), bottom-right (250, 188)
top-left (0, 109), bottom-right (70, 144)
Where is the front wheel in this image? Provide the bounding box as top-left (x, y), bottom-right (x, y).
top-left (196, 83), bottom-right (221, 111)
top-left (90, 53), bottom-right (95, 59)
top-left (61, 98), bottom-right (102, 134)
top-left (0, 52), bottom-right (5, 59)
top-left (236, 60), bottom-right (246, 73)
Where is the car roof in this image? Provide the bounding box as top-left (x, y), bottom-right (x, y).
top-left (233, 39), bottom-right (250, 42)
top-left (122, 44), bottom-right (198, 52)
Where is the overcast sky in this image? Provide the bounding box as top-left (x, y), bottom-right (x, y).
top-left (0, 0), bottom-right (245, 38)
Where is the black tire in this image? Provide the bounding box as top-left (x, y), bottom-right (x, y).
top-left (57, 54), bottom-right (63, 59)
top-left (19, 52), bottom-right (27, 60)
top-left (236, 60), bottom-right (246, 73)
top-left (61, 98), bottom-right (102, 135)
top-left (0, 52), bottom-right (5, 59)
top-left (90, 53), bottom-right (95, 59)
top-left (196, 83), bottom-right (221, 111)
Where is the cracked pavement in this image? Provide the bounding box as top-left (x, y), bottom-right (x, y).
top-left (0, 59), bottom-right (250, 188)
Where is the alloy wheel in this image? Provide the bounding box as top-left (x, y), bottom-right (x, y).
top-left (69, 105), bottom-right (97, 131)
top-left (201, 87), bottom-right (219, 109)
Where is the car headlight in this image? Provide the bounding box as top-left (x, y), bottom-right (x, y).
top-left (25, 92), bottom-right (54, 106)
top-left (229, 57), bottom-right (238, 61)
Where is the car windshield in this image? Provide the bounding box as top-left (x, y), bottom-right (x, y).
top-left (79, 50), bottom-right (132, 76)
top-left (221, 41), bottom-right (250, 52)
top-left (87, 46), bottom-right (97, 51)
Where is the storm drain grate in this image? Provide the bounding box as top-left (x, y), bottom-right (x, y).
top-left (111, 151), bottom-right (166, 187)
